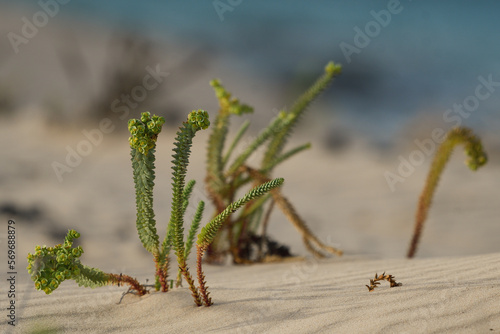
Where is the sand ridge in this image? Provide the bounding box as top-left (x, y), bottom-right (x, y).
top-left (4, 253), bottom-right (499, 333)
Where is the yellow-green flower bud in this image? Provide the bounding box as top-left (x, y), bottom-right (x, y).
top-left (188, 109), bottom-right (210, 131)
top-left (49, 279), bottom-right (59, 290)
top-left (325, 61), bottom-right (342, 76)
top-left (140, 111), bottom-right (151, 123)
top-left (55, 272), bottom-right (64, 281)
top-left (129, 113), bottom-right (165, 154)
top-left (63, 269), bottom-right (72, 279)
top-left (210, 79), bottom-right (230, 100)
top-left (56, 253), bottom-right (67, 263)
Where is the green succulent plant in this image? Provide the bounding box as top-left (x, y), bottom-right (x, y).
top-left (28, 110), bottom-right (283, 306)
top-left (27, 229), bottom-right (146, 295)
top-left (204, 61), bottom-right (343, 263)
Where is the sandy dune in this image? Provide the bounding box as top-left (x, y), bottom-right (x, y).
top-left (1, 6), bottom-right (499, 333)
top-left (6, 253), bottom-right (499, 333)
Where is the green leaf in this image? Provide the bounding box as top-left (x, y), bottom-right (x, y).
top-left (197, 178), bottom-right (284, 247)
top-left (131, 148), bottom-right (160, 255)
top-left (74, 264), bottom-right (112, 288)
top-left (222, 119), bottom-right (251, 167)
top-left (182, 179), bottom-right (197, 216)
top-left (184, 201), bottom-right (205, 260)
top-left (226, 116), bottom-right (286, 175)
top-left (262, 61), bottom-right (341, 169)
top-left (261, 142), bottom-right (311, 174)
top-left (206, 112), bottom-right (230, 193)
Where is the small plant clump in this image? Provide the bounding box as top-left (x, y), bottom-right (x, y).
top-left (27, 230), bottom-right (147, 295)
top-left (27, 111), bottom-right (284, 306)
top-left (407, 127), bottom-right (488, 258)
top-left (205, 61), bottom-right (343, 263)
top-left (365, 272), bottom-right (402, 292)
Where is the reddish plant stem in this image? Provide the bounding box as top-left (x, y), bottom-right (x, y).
top-left (407, 127), bottom-right (487, 258)
top-left (257, 200), bottom-right (275, 261)
top-left (108, 273), bottom-right (148, 296)
top-left (179, 262), bottom-right (203, 306)
top-left (205, 178), bottom-right (229, 264)
top-left (155, 259), bottom-right (168, 292)
top-left (196, 245), bottom-right (213, 306)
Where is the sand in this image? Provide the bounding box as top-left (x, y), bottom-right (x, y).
top-left (4, 253), bottom-right (499, 333)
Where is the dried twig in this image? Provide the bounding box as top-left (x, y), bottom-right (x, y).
top-left (366, 272), bottom-right (402, 292)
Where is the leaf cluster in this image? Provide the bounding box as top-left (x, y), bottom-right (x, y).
top-left (205, 61), bottom-right (343, 263)
top-left (27, 230), bottom-right (110, 294)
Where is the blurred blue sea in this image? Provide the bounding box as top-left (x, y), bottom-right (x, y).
top-left (2, 0), bottom-right (500, 140)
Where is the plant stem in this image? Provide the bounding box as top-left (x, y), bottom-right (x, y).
top-left (179, 262), bottom-right (203, 306)
top-left (196, 245), bottom-right (213, 306)
top-left (257, 200), bottom-right (275, 261)
top-left (108, 273), bottom-right (148, 296)
top-left (407, 127), bottom-right (487, 258)
top-left (154, 260), bottom-right (168, 292)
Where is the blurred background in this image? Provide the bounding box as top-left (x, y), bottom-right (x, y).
top-left (1, 1), bottom-right (499, 271)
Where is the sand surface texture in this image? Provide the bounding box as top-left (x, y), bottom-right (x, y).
top-left (5, 253), bottom-right (499, 333)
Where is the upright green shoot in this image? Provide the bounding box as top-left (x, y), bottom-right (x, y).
top-left (261, 61), bottom-right (342, 170)
top-left (163, 109), bottom-right (210, 305)
top-left (196, 178), bottom-right (284, 305)
top-left (407, 127), bottom-right (487, 258)
top-left (128, 112), bottom-right (167, 290)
